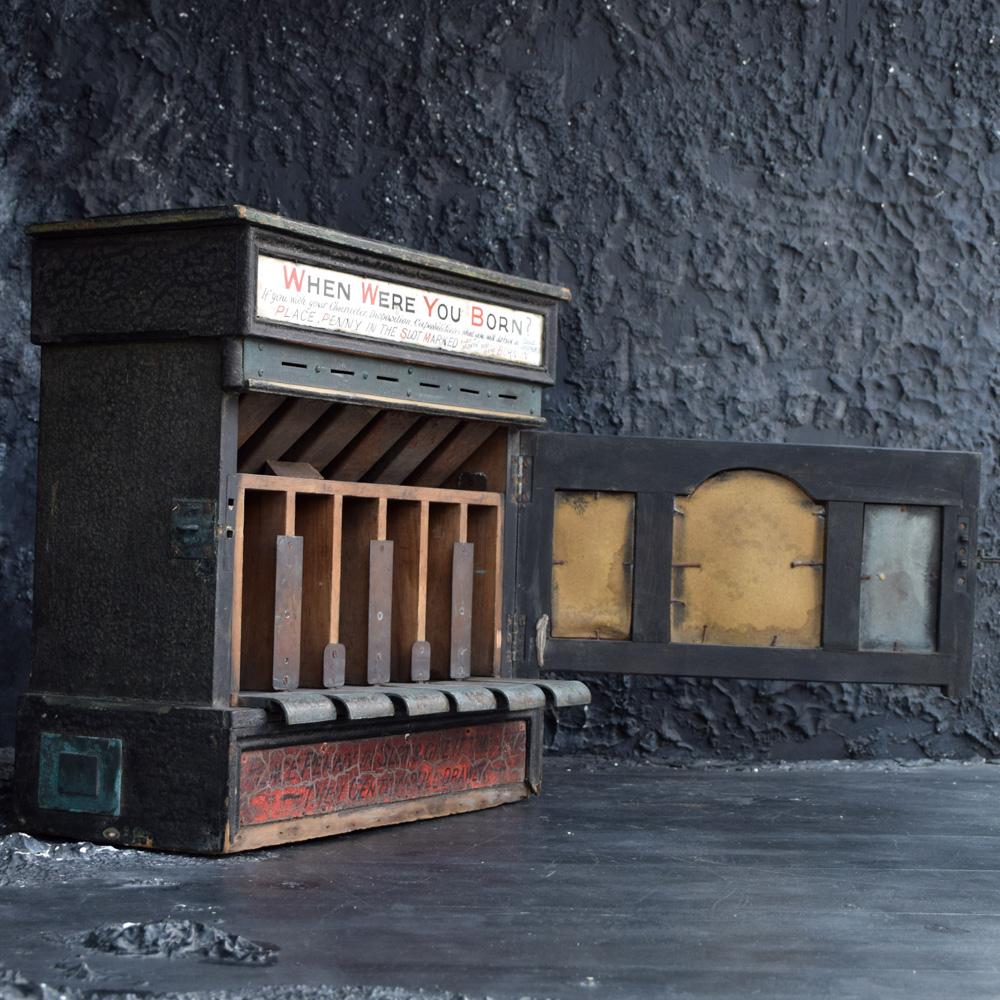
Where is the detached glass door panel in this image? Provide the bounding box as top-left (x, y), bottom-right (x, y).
top-left (514, 432), bottom-right (979, 696)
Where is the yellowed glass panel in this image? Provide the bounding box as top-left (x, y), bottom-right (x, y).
top-left (551, 491), bottom-right (635, 639)
top-left (671, 471), bottom-right (824, 648)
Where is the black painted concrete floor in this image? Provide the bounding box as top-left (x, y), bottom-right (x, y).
top-left (3, 752), bottom-right (1000, 1000)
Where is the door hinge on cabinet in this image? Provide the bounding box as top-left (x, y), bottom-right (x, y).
top-left (511, 454), bottom-right (533, 506)
top-left (535, 613), bottom-right (550, 668)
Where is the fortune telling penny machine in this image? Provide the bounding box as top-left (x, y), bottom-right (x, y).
top-left (14, 207), bottom-right (980, 853)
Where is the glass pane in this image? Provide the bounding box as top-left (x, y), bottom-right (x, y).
top-left (671, 470), bottom-right (825, 648)
top-left (551, 491), bottom-right (635, 639)
top-left (859, 505), bottom-right (940, 652)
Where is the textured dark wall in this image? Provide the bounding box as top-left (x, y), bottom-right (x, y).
top-left (2, 0), bottom-right (999, 758)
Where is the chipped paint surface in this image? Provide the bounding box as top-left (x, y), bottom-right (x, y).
top-left (238, 722), bottom-right (526, 826)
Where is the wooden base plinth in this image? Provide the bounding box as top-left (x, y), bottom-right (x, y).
top-left (15, 694), bottom-right (543, 855)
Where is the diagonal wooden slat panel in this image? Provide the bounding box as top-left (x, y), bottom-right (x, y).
top-left (407, 421), bottom-right (498, 487)
top-left (287, 404), bottom-right (380, 469)
top-left (371, 416), bottom-right (460, 485)
top-left (325, 410), bottom-right (420, 482)
top-left (238, 393), bottom-right (284, 447)
top-left (238, 398), bottom-right (332, 473)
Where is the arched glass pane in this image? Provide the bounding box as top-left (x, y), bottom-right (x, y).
top-left (671, 470), bottom-right (825, 648)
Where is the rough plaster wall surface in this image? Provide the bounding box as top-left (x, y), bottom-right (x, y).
top-left (1, 0), bottom-right (998, 758)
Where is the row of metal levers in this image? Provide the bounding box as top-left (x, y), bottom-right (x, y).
top-left (239, 678), bottom-right (591, 726)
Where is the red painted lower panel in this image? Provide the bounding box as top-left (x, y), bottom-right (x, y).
top-left (238, 720), bottom-right (527, 827)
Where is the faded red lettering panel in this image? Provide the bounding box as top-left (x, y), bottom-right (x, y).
top-left (238, 721), bottom-right (527, 827)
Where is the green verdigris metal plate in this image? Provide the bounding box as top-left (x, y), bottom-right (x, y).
top-left (170, 499), bottom-right (217, 560)
top-left (38, 732), bottom-right (123, 815)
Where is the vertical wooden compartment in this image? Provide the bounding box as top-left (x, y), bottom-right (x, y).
top-left (339, 496), bottom-right (381, 685)
top-left (468, 504), bottom-right (502, 675)
top-left (272, 534), bottom-right (304, 690)
top-left (426, 503), bottom-right (463, 679)
top-left (294, 493), bottom-right (342, 687)
top-left (368, 498), bottom-right (393, 685)
top-left (232, 467), bottom-right (506, 694)
top-left (237, 490), bottom-right (292, 691)
top-left (386, 500), bottom-right (427, 681)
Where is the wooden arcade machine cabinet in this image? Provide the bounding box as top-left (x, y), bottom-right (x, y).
top-left (14, 207), bottom-right (981, 854)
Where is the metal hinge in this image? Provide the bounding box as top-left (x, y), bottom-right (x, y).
top-left (505, 613), bottom-right (526, 671)
top-left (535, 613), bottom-right (550, 668)
top-left (511, 454), bottom-right (533, 506)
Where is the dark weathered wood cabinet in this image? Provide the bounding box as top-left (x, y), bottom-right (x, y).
top-left (14, 207), bottom-right (980, 853)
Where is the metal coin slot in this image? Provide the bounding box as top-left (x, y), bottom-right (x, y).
top-left (243, 340), bottom-right (543, 424)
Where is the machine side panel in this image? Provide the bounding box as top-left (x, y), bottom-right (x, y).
top-left (31, 339), bottom-right (232, 704)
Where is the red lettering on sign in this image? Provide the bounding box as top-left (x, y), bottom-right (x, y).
top-left (361, 281), bottom-right (379, 305)
top-left (471, 305), bottom-right (483, 327)
top-left (422, 295), bottom-right (439, 317)
top-left (282, 265), bottom-right (305, 291)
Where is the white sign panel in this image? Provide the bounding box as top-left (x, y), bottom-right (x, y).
top-left (255, 255), bottom-right (544, 367)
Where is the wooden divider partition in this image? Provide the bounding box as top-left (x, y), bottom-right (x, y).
top-left (231, 473), bottom-right (503, 696)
